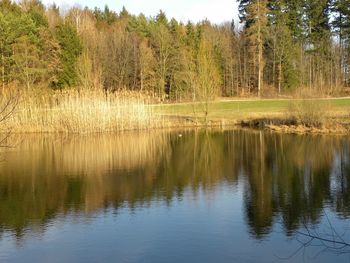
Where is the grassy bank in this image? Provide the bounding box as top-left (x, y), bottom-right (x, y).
top-left (155, 97), bottom-right (350, 119)
top-left (154, 98), bottom-right (350, 133)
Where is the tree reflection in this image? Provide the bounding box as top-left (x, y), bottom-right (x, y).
top-left (241, 133), bottom-right (340, 237)
top-left (0, 131), bottom-right (349, 241)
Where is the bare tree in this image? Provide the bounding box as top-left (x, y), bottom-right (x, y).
top-left (196, 37), bottom-right (221, 123)
top-left (0, 90), bottom-right (19, 147)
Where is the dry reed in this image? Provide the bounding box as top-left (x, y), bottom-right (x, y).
top-left (1, 88), bottom-right (167, 133)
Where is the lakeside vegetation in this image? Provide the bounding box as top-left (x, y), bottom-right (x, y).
top-left (1, 0), bottom-right (350, 133)
top-left (1, 88), bottom-right (168, 133)
top-left (2, 89), bottom-right (350, 133)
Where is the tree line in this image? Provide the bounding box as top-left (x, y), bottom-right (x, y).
top-left (0, 0), bottom-right (350, 101)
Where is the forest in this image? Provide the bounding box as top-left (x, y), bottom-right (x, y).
top-left (1, 0), bottom-right (350, 101)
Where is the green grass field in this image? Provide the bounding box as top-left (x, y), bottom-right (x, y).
top-left (154, 98), bottom-right (350, 120)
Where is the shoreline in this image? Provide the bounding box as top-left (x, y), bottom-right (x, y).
top-left (3, 116), bottom-right (350, 135)
top-left (2, 89), bottom-right (349, 135)
top-left (240, 117), bottom-right (350, 135)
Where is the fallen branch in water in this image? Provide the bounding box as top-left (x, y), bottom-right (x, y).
top-left (276, 212), bottom-right (350, 260)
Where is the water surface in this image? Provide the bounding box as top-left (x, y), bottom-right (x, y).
top-left (0, 130), bottom-right (349, 262)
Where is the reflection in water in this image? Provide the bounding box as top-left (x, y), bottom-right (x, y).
top-left (0, 131), bottom-right (349, 251)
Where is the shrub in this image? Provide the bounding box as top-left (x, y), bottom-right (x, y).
top-left (288, 99), bottom-right (330, 128)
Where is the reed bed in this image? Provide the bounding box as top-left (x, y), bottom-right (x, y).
top-left (1, 88), bottom-right (167, 133)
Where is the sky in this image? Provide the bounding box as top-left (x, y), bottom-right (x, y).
top-left (40, 0), bottom-right (239, 24)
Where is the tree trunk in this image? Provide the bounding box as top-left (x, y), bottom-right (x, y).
top-left (278, 56), bottom-right (282, 94)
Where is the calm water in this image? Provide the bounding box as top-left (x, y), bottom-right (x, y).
top-left (0, 130), bottom-right (349, 263)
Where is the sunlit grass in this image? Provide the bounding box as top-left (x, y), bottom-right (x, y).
top-left (155, 98), bottom-right (350, 120)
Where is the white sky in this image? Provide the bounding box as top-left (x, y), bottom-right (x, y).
top-left (41, 0), bottom-right (239, 24)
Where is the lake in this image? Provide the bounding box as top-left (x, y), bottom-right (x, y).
top-left (0, 130), bottom-right (349, 263)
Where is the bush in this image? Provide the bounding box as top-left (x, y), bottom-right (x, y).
top-left (288, 99), bottom-right (330, 128)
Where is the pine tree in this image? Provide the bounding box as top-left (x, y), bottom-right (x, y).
top-left (0, 12), bottom-right (38, 87)
top-left (267, 0), bottom-right (299, 91)
top-left (54, 23), bottom-right (82, 88)
top-left (119, 6), bottom-right (130, 19)
top-left (128, 14), bottom-right (150, 37)
top-left (305, 0), bottom-right (332, 90)
top-left (237, 0), bottom-right (254, 28)
top-left (284, 0), bottom-right (305, 41)
top-left (305, 0), bottom-right (331, 46)
top-left (93, 5), bottom-right (117, 25)
top-left (332, 0), bottom-right (350, 43)
top-left (331, 0), bottom-right (350, 84)
top-left (239, 0), bottom-right (268, 96)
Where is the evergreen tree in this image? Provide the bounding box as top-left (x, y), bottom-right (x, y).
top-left (155, 10), bottom-right (168, 26)
top-left (239, 0), bottom-right (268, 95)
top-left (119, 6), bottom-right (130, 19)
top-left (267, 0), bottom-right (299, 90)
top-left (93, 5), bottom-right (117, 25)
top-left (284, 0), bottom-right (305, 41)
top-left (305, 0), bottom-right (333, 90)
top-left (237, 0), bottom-right (253, 28)
top-left (332, 0), bottom-right (350, 43)
top-left (331, 0), bottom-right (350, 84)
top-left (0, 10), bottom-right (46, 88)
top-left (54, 23), bottom-right (82, 88)
top-left (305, 0), bottom-right (331, 46)
top-left (128, 14), bottom-right (150, 37)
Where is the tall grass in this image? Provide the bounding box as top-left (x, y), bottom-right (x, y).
top-left (2, 88), bottom-right (166, 133)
